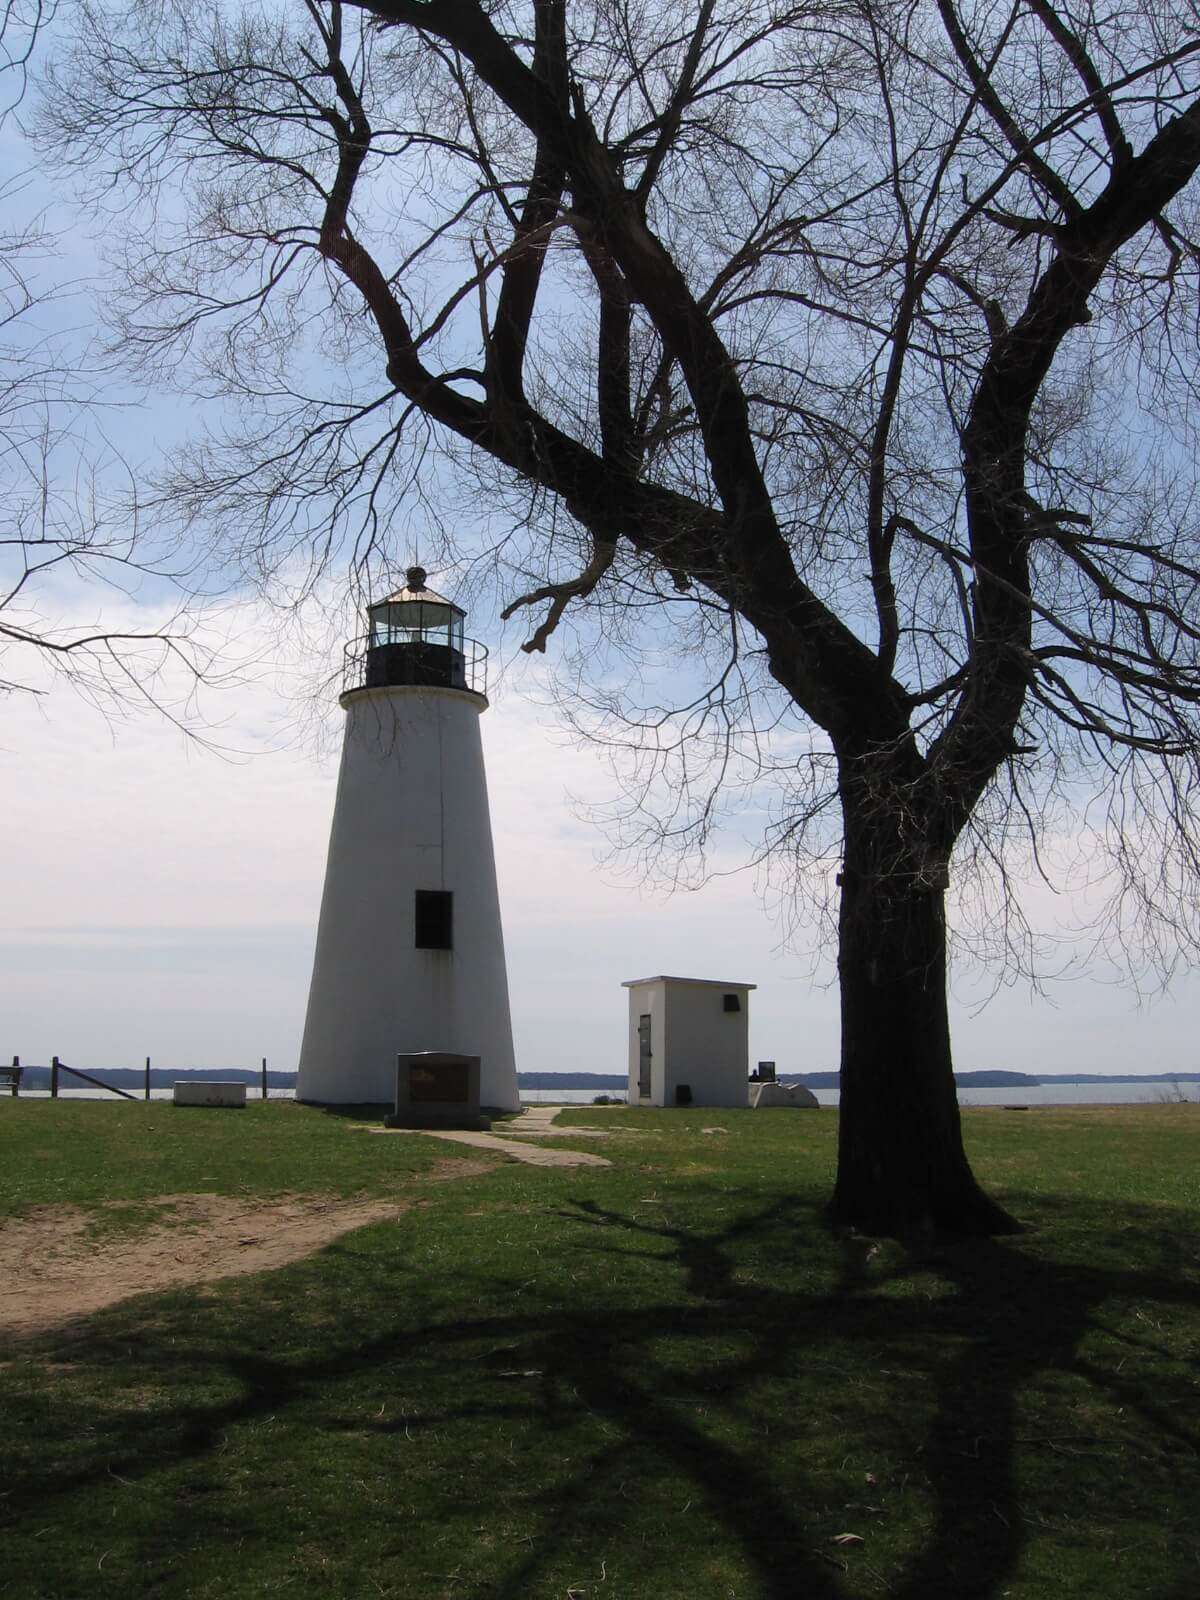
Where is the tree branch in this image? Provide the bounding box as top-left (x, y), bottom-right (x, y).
top-left (501, 536), bottom-right (617, 652)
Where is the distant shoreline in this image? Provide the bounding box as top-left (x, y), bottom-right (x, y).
top-left (8, 1064), bottom-right (1199, 1094)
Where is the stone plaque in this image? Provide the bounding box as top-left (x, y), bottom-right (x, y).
top-left (391, 1051), bottom-right (486, 1130)
top-left (410, 1060), bottom-right (469, 1104)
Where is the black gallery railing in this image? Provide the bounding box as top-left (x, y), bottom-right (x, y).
top-left (340, 634), bottom-right (489, 697)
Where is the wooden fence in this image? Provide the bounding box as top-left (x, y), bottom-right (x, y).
top-left (3, 1055), bottom-right (275, 1100)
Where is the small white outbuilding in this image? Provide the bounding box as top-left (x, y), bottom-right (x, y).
top-left (623, 975), bottom-right (755, 1108)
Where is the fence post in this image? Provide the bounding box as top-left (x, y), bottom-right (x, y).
top-left (145, 1056), bottom-right (151, 1101)
top-left (10, 1055), bottom-right (18, 1099)
top-left (261, 1057), bottom-right (268, 1101)
top-left (51, 1056), bottom-right (59, 1098)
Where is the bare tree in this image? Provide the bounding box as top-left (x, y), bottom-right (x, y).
top-left (0, 0), bottom-right (217, 713)
top-left (41, 0), bottom-right (1200, 1231)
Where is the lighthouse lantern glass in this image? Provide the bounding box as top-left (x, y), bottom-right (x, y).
top-left (368, 599), bottom-right (464, 653)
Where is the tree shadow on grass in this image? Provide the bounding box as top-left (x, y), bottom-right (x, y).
top-left (3, 1188), bottom-right (1198, 1598)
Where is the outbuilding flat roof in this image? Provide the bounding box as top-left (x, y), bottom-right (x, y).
top-left (621, 975), bottom-right (757, 990)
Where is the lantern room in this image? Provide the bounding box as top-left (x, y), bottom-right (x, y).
top-left (361, 565), bottom-right (473, 692)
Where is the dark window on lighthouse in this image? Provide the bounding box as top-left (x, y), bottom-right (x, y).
top-left (415, 890), bottom-right (454, 950)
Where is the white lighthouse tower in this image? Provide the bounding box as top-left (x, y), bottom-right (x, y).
top-left (296, 568), bottom-right (520, 1110)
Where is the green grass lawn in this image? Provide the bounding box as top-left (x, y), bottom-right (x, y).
top-left (0, 1100), bottom-right (1196, 1599)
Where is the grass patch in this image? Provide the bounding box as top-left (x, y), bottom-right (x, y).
top-left (1, 1100), bottom-right (1197, 1598)
top-left (0, 1099), bottom-right (447, 1216)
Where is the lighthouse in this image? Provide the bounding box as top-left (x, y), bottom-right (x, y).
top-left (296, 568), bottom-right (520, 1110)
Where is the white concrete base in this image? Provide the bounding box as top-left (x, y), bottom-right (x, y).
top-left (173, 1081), bottom-right (247, 1108)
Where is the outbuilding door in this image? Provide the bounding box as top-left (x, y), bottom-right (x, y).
top-left (637, 1014), bottom-right (652, 1099)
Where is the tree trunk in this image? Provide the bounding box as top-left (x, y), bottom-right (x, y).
top-left (827, 788), bottom-right (1021, 1237)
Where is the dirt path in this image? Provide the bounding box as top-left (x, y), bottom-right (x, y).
top-left (0, 1157), bottom-right (494, 1341)
top-left (0, 1109), bottom-right (618, 1341)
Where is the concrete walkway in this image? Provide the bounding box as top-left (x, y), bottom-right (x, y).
top-left (366, 1106), bottom-right (611, 1168)
top-left (500, 1104), bottom-right (612, 1139)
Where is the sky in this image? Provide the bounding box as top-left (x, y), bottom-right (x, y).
top-left (2, 14), bottom-right (1199, 1082)
top-left (3, 586), bottom-right (1199, 1081)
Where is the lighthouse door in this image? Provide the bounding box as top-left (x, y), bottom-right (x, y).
top-left (637, 1014), bottom-right (652, 1100)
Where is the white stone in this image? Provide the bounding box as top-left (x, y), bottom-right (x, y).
top-left (296, 684), bottom-right (519, 1110)
top-left (748, 1081), bottom-right (819, 1109)
top-left (173, 1081), bottom-right (247, 1108)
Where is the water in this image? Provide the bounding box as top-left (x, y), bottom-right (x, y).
top-left (13, 1083), bottom-right (1190, 1106)
top-left (958, 1082), bottom-right (1192, 1107)
top-left (819, 1082), bottom-right (1192, 1108)
top-left (519, 1088), bottom-right (626, 1104)
top-left (14, 1088), bottom-right (295, 1101)
top-left (527, 1084), bottom-right (1192, 1107)
top-left (16, 1087), bottom-right (612, 1104)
